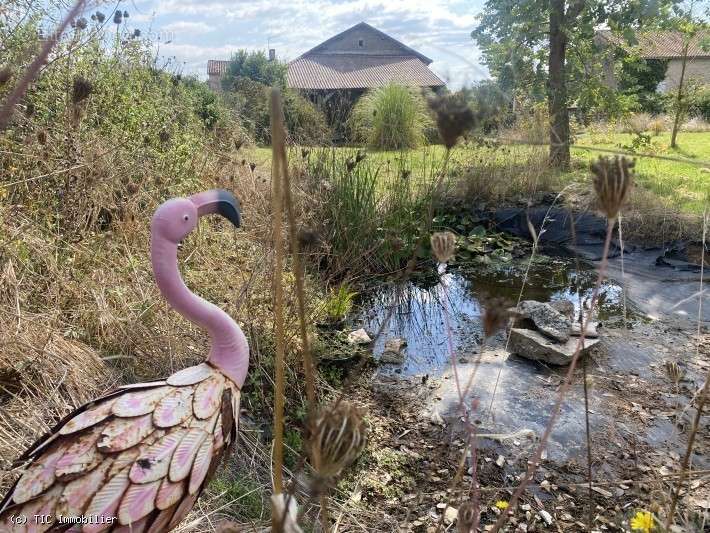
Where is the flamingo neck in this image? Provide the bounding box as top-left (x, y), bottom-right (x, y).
top-left (150, 234), bottom-right (249, 388)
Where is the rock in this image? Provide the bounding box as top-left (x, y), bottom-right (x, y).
top-left (514, 300), bottom-right (572, 342)
top-left (347, 328), bottom-right (371, 344)
top-left (444, 506), bottom-right (458, 525)
top-left (380, 337), bottom-right (406, 364)
top-left (508, 328), bottom-right (599, 365)
top-left (549, 299), bottom-right (575, 319)
top-left (570, 321), bottom-right (600, 338)
top-left (539, 509), bottom-right (553, 526)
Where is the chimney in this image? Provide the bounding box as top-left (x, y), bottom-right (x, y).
top-left (269, 49), bottom-right (276, 61)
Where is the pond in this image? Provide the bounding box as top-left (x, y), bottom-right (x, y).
top-left (354, 255), bottom-right (631, 376)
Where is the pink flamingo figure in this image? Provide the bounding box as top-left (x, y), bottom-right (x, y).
top-left (0, 190), bottom-right (248, 532)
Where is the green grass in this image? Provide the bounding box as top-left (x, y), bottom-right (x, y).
top-left (573, 131), bottom-right (710, 213)
top-left (244, 130), bottom-right (710, 216)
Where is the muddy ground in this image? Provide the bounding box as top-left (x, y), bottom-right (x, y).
top-left (342, 260), bottom-right (709, 531)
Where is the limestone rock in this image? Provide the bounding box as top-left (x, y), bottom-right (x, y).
top-left (549, 299), bottom-right (575, 319)
top-left (515, 300), bottom-right (572, 343)
top-left (347, 328), bottom-right (371, 344)
top-left (570, 321), bottom-right (600, 338)
top-left (508, 328), bottom-right (599, 365)
top-left (380, 338), bottom-right (406, 364)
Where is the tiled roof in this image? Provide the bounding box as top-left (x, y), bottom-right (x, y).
top-left (286, 54), bottom-right (445, 90)
top-left (596, 29), bottom-right (710, 59)
top-left (207, 60), bottom-right (230, 75)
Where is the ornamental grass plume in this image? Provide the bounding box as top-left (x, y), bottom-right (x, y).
top-left (428, 93), bottom-right (476, 149)
top-left (306, 400), bottom-right (367, 479)
top-left (590, 155), bottom-right (634, 219)
top-left (431, 231), bottom-right (456, 263)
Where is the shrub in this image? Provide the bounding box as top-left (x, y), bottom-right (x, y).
top-left (225, 77), bottom-right (330, 145)
top-left (221, 49), bottom-right (287, 89)
top-left (688, 86), bottom-right (710, 121)
top-left (348, 83), bottom-right (433, 150)
top-left (622, 112), bottom-right (652, 134)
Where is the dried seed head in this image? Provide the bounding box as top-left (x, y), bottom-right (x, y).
top-left (664, 360), bottom-right (684, 385)
top-left (428, 94), bottom-right (476, 149)
top-left (481, 297), bottom-right (512, 338)
top-left (307, 401), bottom-right (367, 478)
top-left (249, 162), bottom-right (256, 172)
top-left (71, 76), bottom-right (92, 104)
top-left (457, 500), bottom-right (477, 533)
top-left (355, 150), bottom-right (366, 163)
top-left (75, 17), bottom-right (88, 30)
top-left (113, 10), bottom-right (123, 24)
top-left (0, 66), bottom-right (12, 86)
top-left (401, 169), bottom-right (411, 180)
top-left (301, 148), bottom-right (310, 158)
top-left (36, 130), bottom-right (47, 145)
top-left (95, 11), bottom-right (106, 23)
top-left (297, 228), bottom-right (319, 250)
top-left (345, 157), bottom-right (356, 172)
top-left (430, 231), bottom-right (456, 263)
top-left (132, 29), bottom-right (141, 38)
top-left (590, 155), bottom-right (634, 219)
top-left (234, 138), bottom-right (243, 150)
top-left (159, 129), bottom-right (170, 144)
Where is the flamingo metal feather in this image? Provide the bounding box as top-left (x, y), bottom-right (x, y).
top-left (0, 189), bottom-right (248, 532)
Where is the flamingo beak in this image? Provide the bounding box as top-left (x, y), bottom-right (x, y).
top-left (189, 189), bottom-right (241, 228)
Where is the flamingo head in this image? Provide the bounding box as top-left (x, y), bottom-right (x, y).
top-left (151, 189), bottom-right (241, 243)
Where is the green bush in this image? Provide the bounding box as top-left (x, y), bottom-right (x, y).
top-left (221, 49), bottom-right (287, 89)
top-left (689, 86), bottom-right (710, 121)
top-left (348, 84), bottom-right (433, 150)
top-left (225, 77), bottom-right (331, 145)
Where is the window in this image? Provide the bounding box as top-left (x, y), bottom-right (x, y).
top-left (358, 39), bottom-right (364, 47)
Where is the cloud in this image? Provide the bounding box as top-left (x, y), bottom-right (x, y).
top-left (160, 21), bottom-right (213, 35)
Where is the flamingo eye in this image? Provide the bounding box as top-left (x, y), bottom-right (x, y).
top-left (183, 215), bottom-right (189, 221)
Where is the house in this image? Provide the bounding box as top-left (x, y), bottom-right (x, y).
top-left (595, 29), bottom-right (710, 91)
top-left (207, 22), bottom-right (445, 96)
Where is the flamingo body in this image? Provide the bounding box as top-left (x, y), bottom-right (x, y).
top-left (0, 190), bottom-right (247, 532)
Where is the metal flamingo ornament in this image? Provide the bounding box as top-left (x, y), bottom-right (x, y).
top-left (0, 189), bottom-right (248, 532)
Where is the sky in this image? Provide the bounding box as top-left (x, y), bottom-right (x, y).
top-left (119, 0), bottom-right (488, 88)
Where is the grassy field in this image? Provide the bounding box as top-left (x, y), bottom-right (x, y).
top-left (247, 130), bottom-right (710, 215)
top-left (574, 131), bottom-right (710, 214)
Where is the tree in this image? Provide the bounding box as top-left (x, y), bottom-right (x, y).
top-left (473, 0), bottom-right (679, 168)
top-left (221, 50), bottom-right (287, 90)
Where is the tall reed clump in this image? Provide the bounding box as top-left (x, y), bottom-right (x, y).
top-left (301, 147), bottom-right (443, 277)
top-left (348, 83), bottom-right (433, 150)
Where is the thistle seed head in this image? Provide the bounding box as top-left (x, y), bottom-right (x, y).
top-left (113, 10), bottom-right (123, 24)
top-left (430, 231), bottom-right (456, 263)
top-left (95, 11), bottom-right (106, 24)
top-left (428, 94), bottom-right (476, 149)
top-left (71, 76), bottom-right (93, 104)
top-left (249, 162), bottom-right (256, 172)
top-left (590, 155), bottom-right (634, 219)
top-left (481, 297), bottom-right (512, 338)
top-left (75, 17), bottom-right (88, 30)
top-left (457, 500), bottom-right (477, 533)
top-left (307, 401), bottom-right (367, 478)
top-left (0, 66), bottom-right (12, 86)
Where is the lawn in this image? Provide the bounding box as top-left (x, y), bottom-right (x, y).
top-left (573, 131), bottom-right (710, 214)
top-left (244, 130), bottom-right (710, 214)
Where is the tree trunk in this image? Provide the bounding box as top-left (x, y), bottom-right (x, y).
top-left (670, 39), bottom-right (690, 148)
top-left (548, 0), bottom-right (569, 168)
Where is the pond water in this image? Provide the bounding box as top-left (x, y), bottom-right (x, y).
top-left (354, 255), bottom-right (630, 376)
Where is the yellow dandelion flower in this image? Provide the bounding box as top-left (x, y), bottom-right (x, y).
top-left (630, 510), bottom-right (654, 532)
top-left (495, 500), bottom-right (509, 510)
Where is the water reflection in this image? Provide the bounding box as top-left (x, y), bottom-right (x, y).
top-left (354, 256), bottom-right (630, 375)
